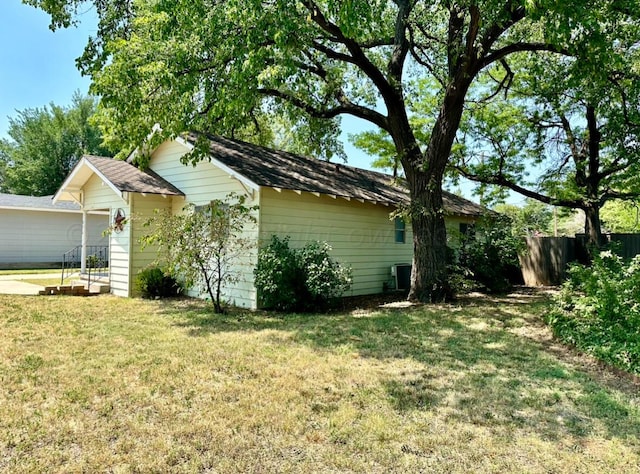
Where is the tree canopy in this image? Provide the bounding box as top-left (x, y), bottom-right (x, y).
top-left (452, 31), bottom-right (640, 246)
top-left (0, 92), bottom-right (111, 196)
top-left (26, 0), bottom-right (640, 300)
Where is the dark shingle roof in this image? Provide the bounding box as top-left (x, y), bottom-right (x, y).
top-left (86, 156), bottom-right (184, 196)
top-left (186, 133), bottom-right (487, 216)
top-left (0, 193), bottom-right (80, 211)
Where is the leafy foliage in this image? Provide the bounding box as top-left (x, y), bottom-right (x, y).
top-left (453, 43), bottom-right (640, 246)
top-left (601, 200), bottom-right (640, 233)
top-left (493, 200), bottom-right (554, 237)
top-left (450, 215), bottom-right (524, 294)
top-left (0, 92), bottom-right (111, 196)
top-left (140, 193), bottom-right (257, 313)
top-left (134, 266), bottom-right (181, 299)
top-left (254, 235), bottom-right (352, 312)
top-left (547, 252), bottom-right (640, 375)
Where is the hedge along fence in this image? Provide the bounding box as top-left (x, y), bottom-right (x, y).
top-left (520, 234), bottom-right (640, 286)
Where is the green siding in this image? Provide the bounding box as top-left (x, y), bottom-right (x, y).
top-left (259, 188), bottom-right (413, 296)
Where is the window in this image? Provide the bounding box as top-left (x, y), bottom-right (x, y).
top-left (394, 217), bottom-right (406, 243)
top-left (459, 222), bottom-right (475, 240)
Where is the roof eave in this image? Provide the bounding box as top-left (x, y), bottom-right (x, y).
top-left (53, 156), bottom-right (125, 204)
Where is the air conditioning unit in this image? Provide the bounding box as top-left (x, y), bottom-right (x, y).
top-left (391, 263), bottom-right (412, 290)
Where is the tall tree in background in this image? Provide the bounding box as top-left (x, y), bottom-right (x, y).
top-left (0, 92), bottom-right (111, 196)
top-left (453, 45), bottom-right (640, 248)
top-left (27, 0), bottom-right (639, 301)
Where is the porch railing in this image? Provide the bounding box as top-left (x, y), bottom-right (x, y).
top-left (61, 245), bottom-right (109, 287)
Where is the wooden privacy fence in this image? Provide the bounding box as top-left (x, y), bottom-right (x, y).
top-left (520, 233), bottom-right (640, 286)
top-left (520, 237), bottom-right (575, 286)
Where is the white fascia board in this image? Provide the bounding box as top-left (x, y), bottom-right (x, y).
top-left (52, 157), bottom-right (88, 204)
top-left (175, 136), bottom-right (260, 192)
top-left (53, 156), bottom-right (125, 205)
top-left (84, 161), bottom-right (126, 201)
top-left (0, 205), bottom-right (110, 215)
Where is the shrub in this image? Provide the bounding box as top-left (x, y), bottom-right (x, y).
top-left (253, 236), bottom-right (305, 311)
top-left (449, 215), bottom-right (524, 294)
top-left (254, 236), bottom-right (352, 312)
top-left (299, 241), bottom-right (353, 311)
top-left (135, 266), bottom-right (181, 299)
top-left (546, 251), bottom-right (640, 375)
top-left (140, 194), bottom-right (256, 313)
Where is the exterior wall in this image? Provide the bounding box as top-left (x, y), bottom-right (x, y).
top-left (445, 215), bottom-right (479, 248)
top-left (258, 188), bottom-right (414, 297)
top-left (82, 174), bottom-right (131, 297)
top-left (0, 208), bottom-right (108, 268)
top-left (148, 141), bottom-right (260, 308)
top-left (129, 193), bottom-right (174, 294)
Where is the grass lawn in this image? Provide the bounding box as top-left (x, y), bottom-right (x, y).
top-left (0, 292), bottom-right (638, 473)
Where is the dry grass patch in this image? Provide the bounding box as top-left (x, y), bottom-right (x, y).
top-left (0, 292), bottom-right (638, 473)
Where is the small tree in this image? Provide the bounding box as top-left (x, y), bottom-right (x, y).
top-left (140, 193), bottom-right (257, 313)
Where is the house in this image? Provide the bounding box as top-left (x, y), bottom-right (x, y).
top-left (53, 134), bottom-right (487, 308)
top-left (0, 193), bottom-right (109, 269)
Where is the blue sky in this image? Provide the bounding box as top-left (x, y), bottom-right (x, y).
top-left (1, 1), bottom-right (94, 139)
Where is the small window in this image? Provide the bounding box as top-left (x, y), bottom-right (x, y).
top-left (194, 203), bottom-right (211, 216)
top-left (459, 222), bottom-right (475, 240)
top-left (394, 217), bottom-right (406, 244)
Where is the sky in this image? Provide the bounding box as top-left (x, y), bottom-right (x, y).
top-left (0, 0), bottom-right (486, 200)
top-left (1, 1), bottom-right (95, 138)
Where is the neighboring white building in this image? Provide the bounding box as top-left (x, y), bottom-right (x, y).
top-left (0, 193), bottom-right (109, 269)
top-left (54, 134), bottom-right (487, 307)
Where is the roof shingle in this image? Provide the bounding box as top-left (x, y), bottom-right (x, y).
top-left (86, 155), bottom-right (184, 196)
top-left (186, 133), bottom-right (487, 216)
top-left (0, 193), bottom-right (80, 211)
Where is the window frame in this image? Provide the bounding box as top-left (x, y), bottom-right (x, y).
top-left (394, 217), bottom-right (406, 244)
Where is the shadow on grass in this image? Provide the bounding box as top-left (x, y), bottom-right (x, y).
top-left (158, 293), bottom-right (639, 443)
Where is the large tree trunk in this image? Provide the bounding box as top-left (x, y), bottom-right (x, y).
top-left (584, 203), bottom-right (604, 249)
top-left (407, 176), bottom-right (450, 301)
top-left (403, 76), bottom-right (471, 302)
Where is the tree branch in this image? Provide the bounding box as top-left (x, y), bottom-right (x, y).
top-left (477, 43), bottom-right (569, 73)
top-left (602, 190), bottom-right (640, 201)
top-left (478, 59), bottom-right (514, 102)
top-left (585, 104), bottom-right (601, 181)
top-left (256, 87), bottom-right (389, 131)
top-left (454, 165), bottom-right (583, 209)
top-left (388, 0), bottom-right (412, 81)
top-left (302, 1), bottom-right (395, 99)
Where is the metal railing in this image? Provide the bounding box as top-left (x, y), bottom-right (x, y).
top-left (61, 245), bottom-right (109, 287)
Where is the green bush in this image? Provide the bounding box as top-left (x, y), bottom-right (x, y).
top-left (449, 215), bottom-right (524, 294)
top-left (254, 236), bottom-right (352, 312)
top-left (546, 251), bottom-right (640, 375)
top-left (135, 266), bottom-right (181, 299)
